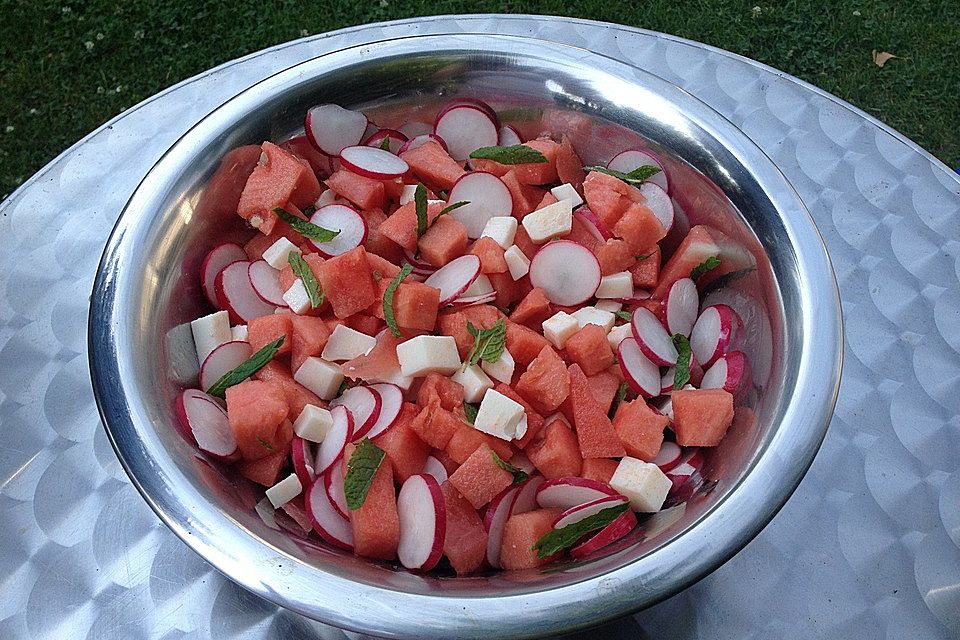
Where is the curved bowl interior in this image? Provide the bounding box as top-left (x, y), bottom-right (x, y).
top-left (89, 33), bottom-right (841, 638)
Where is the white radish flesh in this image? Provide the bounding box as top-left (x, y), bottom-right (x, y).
top-left (398, 121), bottom-right (434, 138)
top-left (529, 240), bottom-right (601, 306)
top-left (700, 350), bottom-right (747, 393)
top-left (639, 182), bottom-right (674, 232)
top-left (176, 389), bottom-right (238, 461)
top-left (575, 207), bottom-right (611, 241)
top-left (215, 261), bottom-right (277, 323)
top-left (397, 474), bottom-right (446, 571)
top-left (291, 435), bottom-right (317, 488)
top-left (438, 98), bottom-right (499, 127)
top-left (607, 149), bottom-right (669, 192)
top-left (199, 340), bottom-right (252, 391)
top-left (664, 278), bottom-right (699, 337)
top-left (248, 260), bottom-right (288, 306)
top-left (364, 383), bottom-right (403, 439)
top-left (447, 172), bottom-right (513, 238)
top-left (305, 477), bottom-right (354, 550)
top-left (363, 128), bottom-right (408, 154)
top-left (308, 204), bottom-right (367, 257)
top-left (424, 254), bottom-right (482, 305)
top-left (651, 441), bottom-right (682, 472)
top-left (497, 124), bottom-right (522, 146)
top-left (304, 104), bottom-right (368, 155)
top-left (617, 337), bottom-right (661, 398)
top-left (511, 475), bottom-right (545, 515)
top-left (450, 291), bottom-right (497, 308)
top-left (631, 307), bottom-right (678, 366)
top-left (434, 105), bottom-right (498, 161)
top-left (338, 145), bottom-right (410, 179)
top-left (331, 386), bottom-right (382, 441)
top-left (484, 484), bottom-right (520, 568)
top-left (313, 405), bottom-right (353, 475)
top-left (397, 133), bottom-right (448, 155)
top-left (423, 455), bottom-right (449, 484)
top-left (201, 243), bottom-right (246, 307)
top-left (536, 477), bottom-right (619, 510)
top-left (552, 496), bottom-right (628, 529)
top-left (324, 463), bottom-right (349, 519)
top-left (690, 304), bottom-right (741, 368)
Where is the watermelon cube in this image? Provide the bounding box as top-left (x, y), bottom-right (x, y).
top-left (418, 216), bottom-right (468, 267)
top-left (448, 444), bottom-right (514, 509)
top-left (316, 246), bottom-right (378, 319)
top-left (325, 168), bottom-right (385, 211)
top-left (568, 364), bottom-right (625, 458)
top-left (613, 398), bottom-right (669, 461)
top-left (440, 481), bottom-right (488, 574)
top-left (399, 140), bottom-right (466, 190)
top-left (225, 379), bottom-right (289, 461)
top-left (372, 402), bottom-right (430, 483)
top-left (671, 388), bottom-right (734, 446)
top-left (525, 418), bottom-right (582, 479)
top-left (499, 508), bottom-right (562, 570)
top-left (515, 345), bottom-right (570, 415)
top-left (350, 456), bottom-right (400, 560)
top-left (564, 324), bottom-right (614, 376)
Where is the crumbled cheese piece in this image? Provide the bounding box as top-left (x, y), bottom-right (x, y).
top-left (262, 237), bottom-right (301, 270)
top-left (504, 245), bottom-right (530, 280)
top-left (282, 279), bottom-right (311, 314)
top-left (474, 389), bottom-right (526, 441)
top-left (294, 357), bottom-right (344, 400)
top-left (191, 310), bottom-right (231, 364)
top-left (452, 364), bottom-right (494, 403)
top-left (481, 348), bottom-right (515, 384)
top-left (265, 473), bottom-right (303, 508)
top-left (293, 404), bottom-right (334, 442)
top-left (480, 216), bottom-right (519, 249)
top-left (542, 311), bottom-right (579, 349)
top-left (396, 335), bottom-right (461, 377)
top-left (321, 324), bottom-right (377, 361)
top-left (571, 306), bottom-right (616, 333)
top-left (595, 271), bottom-right (634, 299)
top-left (550, 183), bottom-right (583, 207)
top-left (609, 457), bottom-right (672, 512)
top-left (521, 199), bottom-right (573, 243)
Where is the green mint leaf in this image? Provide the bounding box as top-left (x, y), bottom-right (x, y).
top-left (465, 318), bottom-right (507, 367)
top-left (609, 381), bottom-right (629, 418)
top-left (379, 136), bottom-right (392, 151)
top-left (274, 207), bottom-right (340, 243)
top-left (583, 164), bottom-right (662, 186)
top-left (287, 252), bottom-right (324, 308)
top-left (383, 263), bottom-right (413, 338)
top-left (463, 403), bottom-right (479, 424)
top-left (689, 256), bottom-right (721, 281)
top-left (436, 200), bottom-right (470, 219)
top-left (469, 145), bottom-right (547, 165)
top-left (534, 502), bottom-right (629, 558)
top-left (414, 183), bottom-right (429, 238)
top-left (206, 336), bottom-right (284, 398)
top-left (256, 436), bottom-right (274, 451)
top-left (336, 379), bottom-right (351, 396)
top-left (635, 252), bottom-right (654, 261)
top-left (614, 310), bottom-right (632, 322)
top-left (491, 449), bottom-right (529, 484)
top-left (344, 438), bottom-right (386, 510)
top-left (673, 334), bottom-right (692, 390)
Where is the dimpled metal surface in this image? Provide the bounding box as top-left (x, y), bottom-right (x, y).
top-left (0, 15), bottom-right (958, 640)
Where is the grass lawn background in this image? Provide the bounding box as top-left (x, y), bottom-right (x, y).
top-left (2, 1), bottom-right (958, 200)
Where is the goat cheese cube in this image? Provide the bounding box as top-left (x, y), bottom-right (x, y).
top-left (542, 311), bottom-right (579, 349)
top-left (399, 184), bottom-right (418, 205)
top-left (453, 364), bottom-right (494, 403)
top-left (595, 271), bottom-right (634, 299)
top-left (521, 199), bottom-right (573, 243)
top-left (254, 497), bottom-right (280, 531)
top-left (504, 245), bottom-right (530, 280)
top-left (480, 216), bottom-right (518, 249)
top-left (191, 310), bottom-right (231, 364)
top-left (607, 323), bottom-right (633, 351)
top-left (321, 324), bottom-right (377, 361)
top-left (293, 404), bottom-right (334, 442)
top-left (375, 368), bottom-right (416, 392)
top-left (265, 473), bottom-right (303, 508)
top-left (550, 183), bottom-right (583, 208)
top-left (481, 348), bottom-right (515, 384)
top-left (609, 457), bottom-right (672, 512)
top-left (294, 357), bottom-right (344, 400)
top-left (262, 237), bottom-right (301, 270)
top-left (461, 274), bottom-right (493, 298)
top-left (571, 307), bottom-right (615, 333)
top-left (595, 299), bottom-right (623, 313)
top-left (396, 335), bottom-right (461, 377)
top-left (230, 324), bottom-right (248, 342)
top-left (283, 279), bottom-right (311, 315)
top-left (315, 189), bottom-right (339, 208)
top-left (474, 389), bottom-right (526, 441)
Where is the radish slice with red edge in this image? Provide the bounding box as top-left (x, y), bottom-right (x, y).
top-left (570, 508), bottom-right (638, 559)
top-left (434, 105), bottom-right (498, 161)
top-left (536, 477), bottom-right (620, 510)
top-left (304, 104), bottom-right (368, 156)
top-left (402, 247), bottom-right (437, 273)
top-left (424, 254), bottom-right (482, 305)
top-left (664, 277), bottom-right (699, 337)
top-left (450, 291), bottom-right (497, 308)
top-left (509, 451), bottom-right (536, 475)
top-left (305, 477), bottom-right (354, 550)
top-left (460, 273), bottom-right (493, 298)
top-left (175, 389), bottom-right (238, 462)
top-left (497, 124), bottom-right (522, 146)
top-left (700, 351), bottom-right (747, 393)
top-left (617, 337), bottom-right (661, 398)
top-left (607, 149), bottom-right (669, 192)
top-left (313, 404), bottom-right (353, 474)
top-left (332, 385), bottom-right (382, 441)
top-left (631, 307), bottom-right (678, 366)
top-left (575, 207), bottom-right (611, 241)
top-left (483, 484), bottom-right (521, 568)
top-left (437, 98), bottom-right (500, 127)
top-left (338, 145), bottom-right (409, 179)
top-left (364, 383), bottom-right (403, 439)
top-left (397, 474), bottom-right (446, 571)
top-left (423, 455), bottom-right (449, 484)
top-left (652, 441), bottom-right (683, 472)
top-left (214, 260), bottom-right (277, 323)
top-left (199, 340), bottom-right (252, 392)
top-left (690, 304), bottom-right (741, 368)
top-left (639, 182), bottom-right (674, 232)
top-left (552, 495), bottom-right (628, 529)
top-left (248, 260), bottom-right (288, 306)
top-left (447, 172), bottom-right (513, 238)
top-left (291, 435), bottom-right (317, 488)
top-left (308, 204), bottom-right (367, 257)
top-left (511, 475), bottom-right (545, 515)
top-left (613, 289), bottom-right (652, 305)
top-left (660, 367), bottom-right (675, 394)
top-left (529, 240), bottom-right (601, 306)
top-left (398, 121), bottom-right (433, 138)
top-left (324, 463), bottom-right (349, 519)
top-left (397, 133), bottom-right (448, 155)
top-left (201, 243), bottom-right (246, 307)
top-left (363, 128), bottom-right (408, 154)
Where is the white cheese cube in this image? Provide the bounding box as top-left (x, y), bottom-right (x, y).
top-left (515, 414), bottom-right (529, 440)
top-left (595, 299), bottom-right (623, 313)
top-left (480, 216), bottom-right (518, 249)
top-left (452, 364), bottom-right (494, 403)
top-left (607, 323), bottom-right (633, 351)
top-left (230, 324), bottom-right (248, 342)
top-left (481, 348), bottom-right (515, 384)
top-left (294, 357), bottom-right (344, 400)
top-left (255, 497), bottom-right (280, 530)
top-left (504, 245), bottom-right (530, 280)
top-left (375, 368), bottom-right (416, 392)
top-left (595, 271), bottom-right (634, 299)
top-left (283, 279), bottom-right (311, 315)
top-left (542, 311), bottom-right (579, 349)
top-left (609, 457), bottom-right (672, 512)
top-left (315, 189), bottom-right (339, 208)
top-left (265, 473), bottom-right (303, 508)
top-left (293, 404), bottom-right (334, 442)
top-left (571, 306), bottom-right (615, 333)
top-left (396, 335), bottom-right (461, 377)
top-left (550, 183), bottom-right (584, 207)
top-left (474, 389), bottom-right (526, 441)
top-left (321, 324), bottom-right (377, 361)
top-left (521, 199), bottom-right (573, 243)
top-left (262, 237), bottom-right (301, 270)
top-left (399, 184), bottom-right (418, 205)
top-left (191, 310), bottom-right (231, 364)
top-left (461, 274), bottom-right (493, 298)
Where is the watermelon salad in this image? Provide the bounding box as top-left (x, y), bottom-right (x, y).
top-left (177, 97), bottom-right (758, 573)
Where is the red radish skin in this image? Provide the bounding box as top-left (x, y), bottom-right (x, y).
top-left (535, 477), bottom-right (620, 510)
top-left (291, 435), bottom-right (317, 488)
top-left (639, 182), bottom-right (674, 232)
top-left (403, 247), bottom-right (438, 273)
top-left (450, 291), bottom-right (497, 308)
top-left (447, 172), bottom-right (513, 238)
top-left (248, 260), bottom-right (288, 306)
top-left (331, 386), bottom-right (382, 441)
top-left (363, 128), bottom-right (408, 154)
top-left (552, 495), bottom-right (628, 528)
top-left (363, 383), bottom-right (403, 439)
top-left (690, 304), bottom-right (741, 368)
top-left (569, 508), bottom-right (638, 559)
top-left (437, 98), bottom-right (500, 128)
top-left (631, 307), bottom-right (678, 366)
top-left (651, 441), bottom-right (682, 471)
top-left (304, 104), bottom-right (368, 155)
top-left (483, 484), bottom-right (521, 568)
top-left (215, 260), bottom-right (277, 323)
top-left (663, 278), bottom-right (699, 337)
top-left (199, 340), bottom-right (252, 391)
top-left (423, 455), bottom-right (449, 484)
top-left (176, 389), bottom-right (239, 461)
top-left (700, 351), bottom-right (747, 393)
top-left (498, 125), bottom-right (522, 146)
top-left (313, 405), bottom-right (353, 474)
top-left (305, 477), bottom-right (354, 550)
top-left (201, 243), bottom-right (246, 307)
top-left (397, 133), bottom-right (448, 155)
top-left (338, 145), bottom-right (410, 179)
top-left (617, 337), bottom-right (661, 398)
top-left (308, 204), bottom-right (368, 257)
top-left (397, 474), bottom-right (447, 571)
top-left (423, 255), bottom-right (482, 305)
top-left (607, 149), bottom-right (669, 192)
top-left (434, 105), bottom-right (498, 161)
top-left (324, 463), bottom-right (349, 519)
top-left (529, 240), bottom-right (602, 306)
top-left (576, 207), bottom-right (612, 240)
top-left (511, 475), bottom-right (545, 515)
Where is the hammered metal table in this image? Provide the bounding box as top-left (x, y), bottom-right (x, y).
top-left (1, 15), bottom-right (958, 640)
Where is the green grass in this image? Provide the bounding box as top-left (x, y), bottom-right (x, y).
top-left (2, 1), bottom-right (958, 199)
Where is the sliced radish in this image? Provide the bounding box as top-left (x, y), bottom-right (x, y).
top-left (338, 145), bottom-right (409, 180)
top-left (402, 247), bottom-right (437, 273)
top-left (331, 386), bottom-right (381, 441)
top-left (291, 435), bottom-right (317, 488)
top-left (529, 240), bottom-right (601, 306)
top-left (652, 441), bottom-right (682, 472)
top-left (575, 207), bottom-right (611, 241)
top-left (434, 105), bottom-right (498, 161)
top-left (700, 351), bottom-right (747, 393)
top-left (497, 124), bottom-right (522, 146)
top-left (660, 367), bottom-right (675, 395)
top-left (248, 260), bottom-right (287, 306)
top-left (613, 289), bottom-right (653, 305)
top-left (569, 508), bottom-right (638, 559)
top-left (484, 484), bottom-right (521, 568)
top-left (364, 383), bottom-right (403, 439)
top-left (324, 463), bottom-right (349, 519)
top-left (423, 455), bottom-right (449, 484)
top-left (552, 495), bottom-right (628, 529)
top-left (397, 133), bottom-right (448, 155)
top-left (446, 172), bottom-right (513, 238)
top-left (607, 149), bottom-right (669, 192)
top-left (449, 291), bottom-right (497, 308)
top-left (631, 307), bottom-right (678, 366)
top-left (639, 182), bottom-right (674, 232)
top-left (663, 278), bottom-right (699, 337)
top-left (304, 104), bottom-right (368, 156)
top-left (313, 404), bottom-right (353, 474)
top-left (201, 243), bottom-right (246, 307)
top-left (511, 475), bottom-right (545, 516)
top-left (424, 254), bottom-right (482, 305)
top-left (175, 389), bottom-right (238, 461)
top-left (437, 98), bottom-right (499, 127)
top-left (460, 273), bottom-right (493, 299)
top-left (199, 340), bottom-right (252, 391)
top-left (690, 304), bottom-right (741, 368)
top-left (617, 337), bottom-right (661, 398)
top-left (363, 128), bottom-right (408, 154)
top-left (308, 204), bottom-right (367, 257)
top-left (397, 474), bottom-right (446, 571)
top-left (398, 121), bottom-right (433, 138)
top-left (214, 260), bottom-right (277, 323)
top-left (536, 477), bottom-right (620, 510)
top-left (305, 477), bottom-right (354, 550)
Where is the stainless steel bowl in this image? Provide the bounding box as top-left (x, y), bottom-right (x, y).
top-left (89, 33), bottom-right (842, 638)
